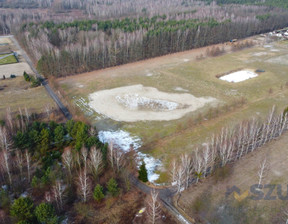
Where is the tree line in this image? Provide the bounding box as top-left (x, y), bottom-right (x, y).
top-left (16, 11), bottom-right (288, 77)
top-left (170, 106), bottom-right (288, 195)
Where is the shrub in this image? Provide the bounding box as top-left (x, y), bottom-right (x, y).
top-left (23, 71), bottom-right (30, 82)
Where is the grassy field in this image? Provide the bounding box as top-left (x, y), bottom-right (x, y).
top-left (56, 37), bottom-right (288, 183)
top-left (0, 77), bottom-right (56, 119)
top-left (0, 53), bottom-right (17, 65)
top-left (178, 131), bottom-right (288, 223)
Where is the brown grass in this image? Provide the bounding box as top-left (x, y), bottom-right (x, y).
top-left (178, 131), bottom-right (288, 223)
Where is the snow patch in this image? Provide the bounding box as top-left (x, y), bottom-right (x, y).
top-left (219, 70), bottom-right (258, 83)
top-left (183, 58), bottom-right (189, 62)
top-left (98, 130), bottom-right (162, 182)
top-left (116, 94), bottom-right (180, 111)
top-left (98, 130), bottom-right (142, 152)
top-left (146, 73), bottom-right (153, 77)
top-left (73, 96), bottom-right (94, 116)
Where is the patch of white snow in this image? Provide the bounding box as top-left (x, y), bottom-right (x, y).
top-left (98, 130), bottom-right (162, 183)
top-left (219, 70), bottom-right (258, 83)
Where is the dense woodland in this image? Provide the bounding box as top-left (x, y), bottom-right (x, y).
top-left (18, 8), bottom-right (288, 76)
top-left (0, 1), bottom-right (288, 77)
top-left (0, 109), bottom-right (157, 223)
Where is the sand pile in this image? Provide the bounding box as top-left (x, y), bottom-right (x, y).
top-left (88, 84), bottom-right (216, 122)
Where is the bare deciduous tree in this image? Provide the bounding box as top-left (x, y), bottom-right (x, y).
top-left (76, 167), bottom-right (91, 202)
top-left (88, 147), bottom-right (103, 179)
top-left (15, 150), bottom-right (24, 180)
top-left (146, 189), bottom-right (161, 224)
top-left (62, 148), bottom-right (73, 178)
top-left (53, 181), bottom-right (65, 210)
top-left (25, 149), bottom-right (31, 182)
top-left (258, 158), bottom-right (268, 188)
top-left (0, 149), bottom-right (12, 185)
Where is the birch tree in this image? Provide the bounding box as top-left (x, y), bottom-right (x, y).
top-left (0, 149), bottom-right (12, 185)
top-left (15, 150), bottom-right (24, 180)
top-left (76, 167), bottom-right (91, 202)
top-left (53, 181), bottom-right (65, 210)
top-left (146, 189), bottom-right (161, 224)
top-left (88, 147), bottom-right (103, 179)
top-left (25, 149), bottom-right (31, 182)
top-left (62, 148), bottom-right (73, 178)
top-left (258, 158), bottom-right (268, 188)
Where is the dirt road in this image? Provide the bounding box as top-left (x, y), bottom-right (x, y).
top-left (4, 35), bottom-right (72, 119)
top-left (129, 174), bottom-right (191, 224)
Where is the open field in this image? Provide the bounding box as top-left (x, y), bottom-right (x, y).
top-left (178, 131), bottom-right (288, 223)
top-left (0, 77), bottom-right (56, 119)
top-left (0, 36), bottom-right (33, 76)
top-left (0, 53), bottom-right (17, 65)
top-left (56, 36), bottom-right (288, 183)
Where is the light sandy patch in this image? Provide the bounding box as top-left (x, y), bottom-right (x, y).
top-left (146, 73), bottom-right (153, 77)
top-left (219, 70), bottom-right (258, 83)
top-left (88, 84), bottom-right (216, 122)
top-left (0, 62), bottom-right (33, 76)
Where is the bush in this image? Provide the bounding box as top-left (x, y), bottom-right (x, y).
top-left (35, 203), bottom-right (58, 224)
top-left (30, 77), bottom-right (41, 87)
top-left (10, 197), bottom-right (34, 222)
top-left (23, 71), bottom-right (30, 82)
top-left (10, 74), bottom-right (16, 78)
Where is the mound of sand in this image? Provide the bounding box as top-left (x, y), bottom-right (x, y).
top-left (88, 84), bottom-right (216, 122)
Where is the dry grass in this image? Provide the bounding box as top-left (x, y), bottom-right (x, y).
top-left (178, 131), bottom-right (288, 223)
top-left (0, 77), bottom-right (55, 119)
top-left (56, 36), bottom-right (288, 183)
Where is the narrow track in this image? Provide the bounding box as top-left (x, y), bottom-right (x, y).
top-left (2, 35), bottom-right (72, 120)
top-left (129, 174), bottom-right (191, 224)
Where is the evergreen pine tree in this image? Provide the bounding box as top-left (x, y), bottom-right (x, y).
top-left (138, 161), bottom-right (148, 182)
top-left (107, 178), bottom-right (119, 197)
top-left (93, 184), bottom-right (105, 202)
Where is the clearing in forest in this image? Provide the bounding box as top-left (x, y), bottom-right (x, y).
top-left (57, 35), bottom-right (288, 183)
